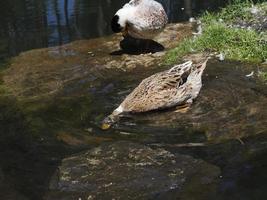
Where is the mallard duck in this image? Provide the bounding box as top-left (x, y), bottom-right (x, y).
top-left (102, 58), bottom-right (209, 130)
top-left (111, 0), bottom-right (168, 39)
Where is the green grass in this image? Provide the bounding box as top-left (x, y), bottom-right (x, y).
top-left (201, 0), bottom-right (254, 24)
top-left (201, 0), bottom-right (267, 26)
top-left (165, 1), bottom-right (267, 64)
top-left (260, 71), bottom-right (267, 82)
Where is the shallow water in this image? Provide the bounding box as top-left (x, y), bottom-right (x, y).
top-left (51, 59), bottom-right (267, 200)
top-left (1, 48), bottom-right (267, 199)
top-left (0, 0), bottom-right (228, 59)
top-left (0, 1), bottom-right (267, 200)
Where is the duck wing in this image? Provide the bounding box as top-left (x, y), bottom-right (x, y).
top-left (120, 61), bottom-right (193, 112)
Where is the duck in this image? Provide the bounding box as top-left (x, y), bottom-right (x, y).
top-left (101, 57), bottom-right (210, 130)
top-left (111, 0), bottom-right (168, 39)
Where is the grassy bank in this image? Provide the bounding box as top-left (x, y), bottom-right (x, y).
top-left (260, 72), bottom-right (267, 82)
top-left (165, 1), bottom-right (267, 64)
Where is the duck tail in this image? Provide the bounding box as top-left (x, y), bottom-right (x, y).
top-left (188, 57), bottom-right (209, 83)
top-left (168, 60), bottom-right (193, 74)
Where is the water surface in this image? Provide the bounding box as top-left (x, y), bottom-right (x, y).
top-left (0, 1), bottom-right (267, 200)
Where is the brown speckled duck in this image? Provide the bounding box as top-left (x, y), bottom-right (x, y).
top-left (102, 58), bottom-right (209, 129)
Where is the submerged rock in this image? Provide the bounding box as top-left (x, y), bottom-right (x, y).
top-left (46, 141), bottom-right (220, 200)
top-left (2, 23), bottom-right (192, 100)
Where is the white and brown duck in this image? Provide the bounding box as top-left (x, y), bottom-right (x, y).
top-left (111, 0), bottom-right (168, 39)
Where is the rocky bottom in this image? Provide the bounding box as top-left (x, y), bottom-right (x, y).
top-left (46, 141), bottom-right (220, 200)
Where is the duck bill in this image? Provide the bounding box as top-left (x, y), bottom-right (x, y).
top-left (101, 123), bottom-right (111, 130)
top-left (101, 112), bottom-right (121, 130)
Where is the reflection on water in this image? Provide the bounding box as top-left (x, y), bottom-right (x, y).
top-left (0, 0), bottom-right (228, 59)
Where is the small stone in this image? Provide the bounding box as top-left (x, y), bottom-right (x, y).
top-left (87, 195), bottom-right (94, 200)
top-left (189, 17), bottom-right (196, 23)
top-left (216, 53), bottom-right (225, 61)
top-left (85, 128), bottom-right (93, 132)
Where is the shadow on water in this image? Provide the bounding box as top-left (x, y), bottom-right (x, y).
top-left (110, 35), bottom-right (165, 55)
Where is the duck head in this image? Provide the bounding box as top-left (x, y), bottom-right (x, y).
top-left (111, 7), bottom-right (131, 35)
top-left (111, 15), bottom-right (124, 33)
top-left (101, 105), bottom-right (124, 130)
top-left (101, 114), bottom-right (120, 130)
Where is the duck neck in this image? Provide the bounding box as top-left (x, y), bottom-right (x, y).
top-left (113, 105), bottom-right (124, 116)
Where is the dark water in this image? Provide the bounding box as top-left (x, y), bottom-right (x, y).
top-left (1, 46), bottom-right (267, 199)
top-left (1, 1), bottom-right (267, 200)
top-left (0, 0), bottom-right (228, 60)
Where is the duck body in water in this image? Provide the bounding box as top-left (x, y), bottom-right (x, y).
top-left (102, 58), bottom-right (210, 129)
top-left (111, 0), bottom-right (168, 39)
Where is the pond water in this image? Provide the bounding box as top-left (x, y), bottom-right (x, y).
top-left (0, 1), bottom-right (267, 200)
top-left (0, 0), bottom-right (228, 59)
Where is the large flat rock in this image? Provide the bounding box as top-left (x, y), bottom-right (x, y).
top-left (46, 141), bottom-right (220, 200)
